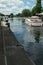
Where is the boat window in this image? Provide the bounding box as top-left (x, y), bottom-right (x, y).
top-left (31, 18), bottom-right (41, 22)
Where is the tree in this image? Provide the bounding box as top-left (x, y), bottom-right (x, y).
top-left (36, 0), bottom-right (42, 13)
top-left (9, 13), bottom-right (14, 18)
top-left (31, 0), bottom-right (42, 15)
top-left (22, 9), bottom-right (31, 17)
top-left (31, 6), bottom-right (37, 16)
top-left (15, 13), bottom-right (22, 17)
top-left (41, 8), bottom-right (43, 12)
top-left (0, 13), bottom-right (4, 16)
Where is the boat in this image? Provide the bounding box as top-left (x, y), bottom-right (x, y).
top-left (25, 16), bottom-right (43, 27)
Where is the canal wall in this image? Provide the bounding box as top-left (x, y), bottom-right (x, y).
top-left (0, 21), bottom-right (36, 65)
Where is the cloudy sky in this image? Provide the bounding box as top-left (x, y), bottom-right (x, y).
top-left (0, 0), bottom-right (43, 15)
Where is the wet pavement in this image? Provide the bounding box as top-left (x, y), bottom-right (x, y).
top-left (0, 27), bottom-right (5, 65)
top-left (0, 26), bottom-right (35, 65)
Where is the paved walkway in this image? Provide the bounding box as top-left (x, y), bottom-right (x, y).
top-left (0, 22), bottom-right (35, 65)
top-left (0, 27), bottom-right (5, 65)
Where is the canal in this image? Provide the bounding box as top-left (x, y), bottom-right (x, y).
top-left (9, 18), bottom-right (43, 65)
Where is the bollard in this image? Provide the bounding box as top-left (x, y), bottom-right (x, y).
top-left (6, 20), bottom-right (8, 22)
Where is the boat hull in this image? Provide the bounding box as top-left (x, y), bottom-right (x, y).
top-left (25, 19), bottom-right (43, 27)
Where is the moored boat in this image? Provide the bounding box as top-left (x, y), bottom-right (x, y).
top-left (25, 16), bottom-right (43, 27)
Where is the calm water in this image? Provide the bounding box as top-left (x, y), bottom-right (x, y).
top-left (9, 18), bottom-right (43, 65)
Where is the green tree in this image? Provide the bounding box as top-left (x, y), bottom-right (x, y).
top-left (9, 13), bottom-right (14, 18)
top-left (41, 8), bottom-right (43, 12)
top-left (15, 13), bottom-right (22, 17)
top-left (31, 0), bottom-right (42, 15)
top-left (22, 9), bottom-right (31, 17)
top-left (0, 13), bottom-right (4, 16)
top-left (31, 6), bottom-right (37, 16)
top-left (36, 0), bottom-right (42, 13)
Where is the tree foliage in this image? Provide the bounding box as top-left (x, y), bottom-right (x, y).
top-left (41, 8), bottom-right (43, 12)
top-left (22, 9), bottom-right (31, 17)
top-left (0, 13), bottom-right (4, 16)
top-left (9, 13), bottom-right (14, 18)
top-left (15, 13), bottom-right (22, 17)
top-left (31, 6), bottom-right (37, 16)
top-left (31, 0), bottom-right (42, 16)
top-left (36, 0), bottom-right (42, 13)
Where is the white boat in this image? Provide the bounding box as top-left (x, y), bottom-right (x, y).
top-left (25, 16), bottom-right (43, 26)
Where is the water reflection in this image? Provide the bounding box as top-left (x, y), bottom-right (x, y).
top-left (9, 18), bottom-right (43, 65)
top-left (23, 26), bottom-right (43, 65)
top-left (33, 28), bottom-right (40, 43)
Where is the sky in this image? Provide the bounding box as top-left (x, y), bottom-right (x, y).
top-left (0, 0), bottom-right (43, 15)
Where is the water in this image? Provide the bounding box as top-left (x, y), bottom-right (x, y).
top-left (9, 18), bottom-right (43, 65)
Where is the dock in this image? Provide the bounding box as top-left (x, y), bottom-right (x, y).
top-left (0, 21), bottom-right (35, 65)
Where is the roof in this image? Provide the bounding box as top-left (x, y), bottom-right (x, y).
top-left (31, 16), bottom-right (39, 18)
top-left (37, 12), bottom-right (43, 15)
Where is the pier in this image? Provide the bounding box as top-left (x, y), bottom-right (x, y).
top-left (0, 21), bottom-right (35, 65)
